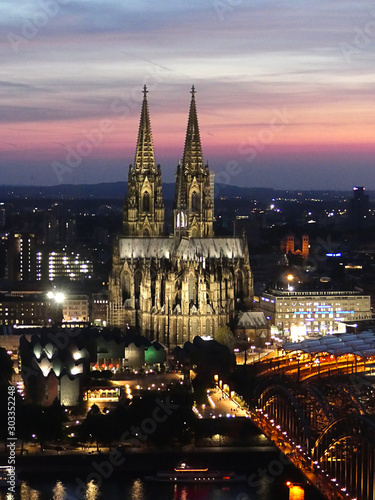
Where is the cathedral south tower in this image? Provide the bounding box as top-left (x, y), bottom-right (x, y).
top-left (123, 85), bottom-right (164, 237)
top-left (174, 86), bottom-right (214, 239)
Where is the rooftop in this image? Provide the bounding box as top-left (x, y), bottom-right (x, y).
top-left (118, 236), bottom-right (245, 260)
top-left (283, 331), bottom-right (375, 358)
top-left (237, 311), bottom-right (267, 329)
top-left (264, 289), bottom-right (364, 298)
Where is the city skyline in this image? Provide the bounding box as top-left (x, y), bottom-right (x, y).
top-left (2, 0), bottom-right (375, 189)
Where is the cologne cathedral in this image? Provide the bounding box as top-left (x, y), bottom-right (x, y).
top-left (109, 86), bottom-right (253, 346)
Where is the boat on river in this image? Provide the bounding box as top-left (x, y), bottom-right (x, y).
top-left (144, 462), bottom-right (247, 483)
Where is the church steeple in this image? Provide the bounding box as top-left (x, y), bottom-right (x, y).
top-left (134, 85), bottom-right (156, 173)
top-left (182, 85), bottom-right (204, 174)
top-left (174, 86), bottom-right (214, 239)
top-left (123, 86), bottom-right (164, 237)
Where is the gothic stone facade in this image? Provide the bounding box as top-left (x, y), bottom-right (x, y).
top-left (109, 86), bottom-right (253, 346)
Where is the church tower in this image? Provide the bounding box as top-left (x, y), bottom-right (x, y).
top-left (110, 86), bottom-right (253, 345)
top-left (123, 86), bottom-right (164, 237)
top-left (174, 86), bottom-right (214, 239)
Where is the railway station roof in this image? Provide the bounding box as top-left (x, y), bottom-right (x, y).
top-left (283, 331), bottom-right (375, 358)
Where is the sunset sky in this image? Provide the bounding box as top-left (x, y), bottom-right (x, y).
top-left (2, 0), bottom-right (375, 189)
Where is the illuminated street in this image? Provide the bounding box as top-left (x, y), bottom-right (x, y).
top-left (196, 388), bottom-right (248, 419)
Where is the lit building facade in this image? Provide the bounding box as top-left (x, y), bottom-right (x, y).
top-left (63, 295), bottom-right (89, 322)
top-left (0, 293), bottom-right (62, 326)
top-left (90, 292), bottom-right (108, 326)
top-left (258, 289), bottom-right (372, 340)
top-left (36, 248), bottom-right (93, 281)
top-left (19, 331), bottom-right (90, 406)
top-left (6, 233), bottom-right (36, 281)
top-left (109, 86), bottom-right (253, 346)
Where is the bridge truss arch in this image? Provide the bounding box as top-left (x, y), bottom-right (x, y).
top-left (257, 384), bottom-right (313, 450)
top-left (313, 415), bottom-right (375, 500)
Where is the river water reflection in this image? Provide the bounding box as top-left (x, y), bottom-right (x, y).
top-left (0, 476), bottom-right (325, 500)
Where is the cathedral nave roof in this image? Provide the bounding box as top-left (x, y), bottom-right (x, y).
top-left (118, 236), bottom-right (245, 261)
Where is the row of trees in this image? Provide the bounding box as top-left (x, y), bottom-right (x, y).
top-left (0, 387), bottom-right (69, 453)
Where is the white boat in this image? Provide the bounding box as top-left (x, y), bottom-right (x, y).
top-left (144, 462), bottom-right (247, 483)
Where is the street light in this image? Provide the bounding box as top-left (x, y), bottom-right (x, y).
top-left (47, 290), bottom-right (65, 303)
top-left (54, 292), bottom-right (65, 303)
top-left (286, 274), bottom-right (295, 291)
top-left (46, 290), bottom-right (65, 323)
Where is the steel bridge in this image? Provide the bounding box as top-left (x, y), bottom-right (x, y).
top-left (251, 372), bottom-right (375, 500)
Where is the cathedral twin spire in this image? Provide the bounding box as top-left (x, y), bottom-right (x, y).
top-left (122, 85), bottom-right (164, 237)
top-left (123, 85), bottom-right (213, 239)
top-left (133, 85), bottom-right (156, 173)
top-left (182, 85), bottom-right (204, 174)
top-left (176, 85), bottom-right (214, 238)
top-left (134, 83), bottom-right (203, 173)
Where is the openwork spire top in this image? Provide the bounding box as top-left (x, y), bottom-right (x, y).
top-left (134, 85), bottom-right (156, 172)
top-left (182, 85), bottom-right (203, 173)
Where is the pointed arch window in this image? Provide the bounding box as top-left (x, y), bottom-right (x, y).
top-left (134, 270), bottom-right (142, 308)
top-left (236, 271), bottom-right (244, 301)
top-left (121, 273), bottom-right (131, 301)
top-left (160, 277), bottom-right (165, 307)
top-left (177, 211), bottom-right (187, 228)
top-left (191, 191), bottom-right (200, 212)
top-left (151, 268), bottom-right (157, 307)
top-left (188, 274), bottom-right (197, 304)
top-left (143, 192), bottom-right (150, 212)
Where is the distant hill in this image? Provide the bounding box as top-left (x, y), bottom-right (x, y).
top-left (0, 183), bottom-right (357, 201)
top-left (0, 183), bottom-right (128, 200)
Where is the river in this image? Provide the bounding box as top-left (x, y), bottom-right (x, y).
top-left (0, 472), bottom-right (325, 500)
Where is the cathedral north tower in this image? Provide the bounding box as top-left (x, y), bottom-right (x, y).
top-left (123, 86), bottom-right (165, 237)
